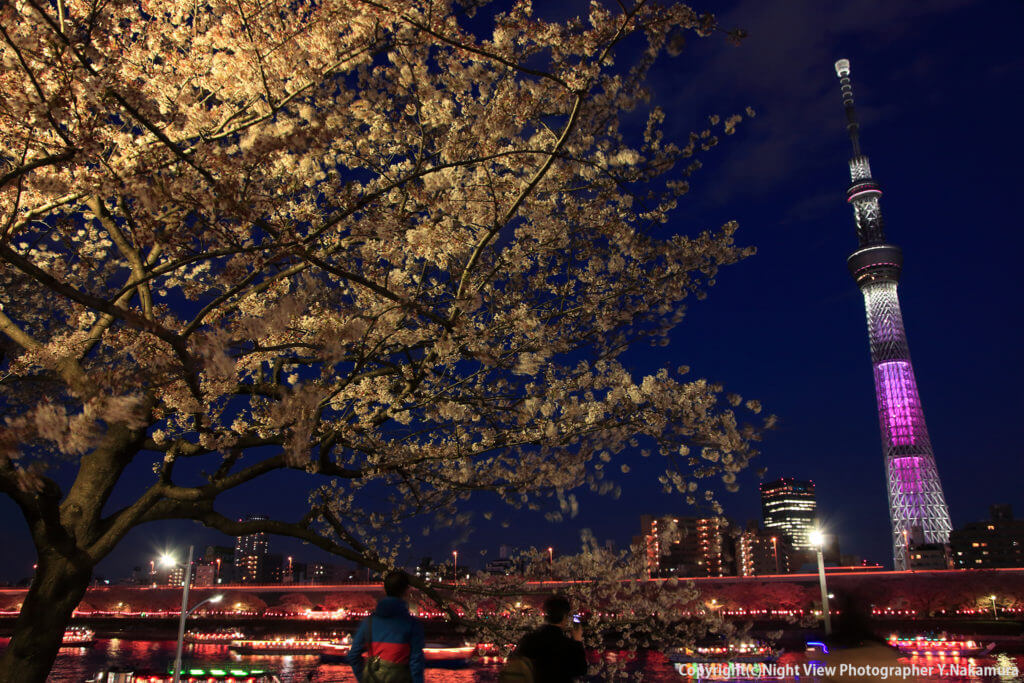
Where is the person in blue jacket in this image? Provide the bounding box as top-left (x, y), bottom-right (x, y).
top-left (347, 570), bottom-right (426, 683)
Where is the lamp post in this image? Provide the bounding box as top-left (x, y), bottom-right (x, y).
top-left (162, 547), bottom-right (225, 683)
top-left (771, 537), bottom-right (779, 574)
top-left (809, 529), bottom-right (832, 636)
top-left (990, 595), bottom-right (998, 620)
top-left (452, 550), bottom-right (458, 583)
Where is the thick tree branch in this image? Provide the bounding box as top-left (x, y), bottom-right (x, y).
top-left (0, 149), bottom-right (76, 191)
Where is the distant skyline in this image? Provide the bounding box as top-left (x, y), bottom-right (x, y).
top-left (1, 0), bottom-right (1021, 582)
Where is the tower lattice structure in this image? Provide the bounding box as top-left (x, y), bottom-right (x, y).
top-left (834, 60), bottom-right (952, 570)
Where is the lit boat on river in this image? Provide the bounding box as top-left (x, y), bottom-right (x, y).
top-left (184, 628), bottom-right (245, 644)
top-left (666, 637), bottom-right (777, 665)
top-left (229, 637), bottom-right (333, 655)
top-left (423, 643), bottom-right (476, 667)
top-left (61, 626), bottom-right (95, 647)
top-left (90, 664), bottom-right (281, 682)
top-left (886, 633), bottom-right (995, 658)
top-left (319, 640), bottom-right (476, 667)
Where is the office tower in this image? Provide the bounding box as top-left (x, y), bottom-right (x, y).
top-left (760, 478), bottom-right (817, 551)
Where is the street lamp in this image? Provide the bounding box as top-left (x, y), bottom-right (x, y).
top-left (548, 547), bottom-right (554, 565)
top-left (771, 537), bottom-right (779, 574)
top-left (809, 529), bottom-right (832, 636)
top-left (452, 550), bottom-right (458, 583)
top-left (990, 595), bottom-right (998, 620)
top-left (161, 546), bottom-right (224, 683)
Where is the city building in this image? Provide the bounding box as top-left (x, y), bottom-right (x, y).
top-left (734, 523), bottom-right (794, 576)
top-left (234, 517), bottom-right (269, 558)
top-left (950, 504), bottom-right (1024, 569)
top-left (234, 516), bottom-right (274, 583)
top-left (760, 478), bottom-right (817, 551)
top-left (202, 545), bottom-right (234, 584)
top-left (193, 562), bottom-right (217, 587)
top-left (236, 552), bottom-right (283, 584)
top-left (637, 515), bottom-right (729, 577)
top-left (907, 542), bottom-right (952, 570)
top-left (310, 562), bottom-right (348, 584)
top-left (165, 564), bottom-right (187, 587)
top-left (833, 60), bottom-right (952, 570)
top-left (414, 557), bottom-right (439, 582)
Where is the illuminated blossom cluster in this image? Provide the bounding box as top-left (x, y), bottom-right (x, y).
top-left (448, 535), bottom-right (745, 680)
top-left (0, 0), bottom-right (764, 677)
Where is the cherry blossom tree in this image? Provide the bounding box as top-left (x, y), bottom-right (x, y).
top-left (454, 539), bottom-right (720, 680)
top-left (0, 0), bottom-right (762, 678)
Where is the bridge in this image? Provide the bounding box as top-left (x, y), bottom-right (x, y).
top-left (0, 567), bottom-right (1021, 620)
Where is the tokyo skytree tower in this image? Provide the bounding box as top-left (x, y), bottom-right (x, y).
top-left (834, 59), bottom-right (952, 570)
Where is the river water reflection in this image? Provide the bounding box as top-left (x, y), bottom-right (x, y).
top-left (23, 639), bottom-right (1024, 682)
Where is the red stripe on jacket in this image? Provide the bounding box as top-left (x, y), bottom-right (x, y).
top-left (370, 641), bottom-right (411, 664)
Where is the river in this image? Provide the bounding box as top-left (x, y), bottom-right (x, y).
top-left (18, 639), bottom-right (1024, 682)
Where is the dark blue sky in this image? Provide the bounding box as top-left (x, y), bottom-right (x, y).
top-left (1, 0), bottom-right (1021, 581)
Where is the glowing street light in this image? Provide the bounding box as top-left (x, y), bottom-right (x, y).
top-left (548, 547), bottom-right (553, 564)
top-left (810, 529), bottom-right (832, 636)
top-left (452, 550), bottom-right (458, 583)
top-left (990, 595), bottom-right (998, 620)
top-left (771, 537), bottom-right (779, 574)
top-left (162, 547), bottom-right (221, 683)
top-left (189, 593), bottom-right (223, 616)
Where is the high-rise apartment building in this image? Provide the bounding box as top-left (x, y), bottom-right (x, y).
top-left (235, 515), bottom-right (272, 582)
top-left (735, 523), bottom-right (794, 576)
top-left (234, 516), bottom-right (269, 558)
top-left (637, 515), bottom-right (728, 577)
top-left (760, 478), bottom-right (817, 551)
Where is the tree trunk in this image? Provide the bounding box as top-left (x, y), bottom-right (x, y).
top-left (0, 554), bottom-right (91, 683)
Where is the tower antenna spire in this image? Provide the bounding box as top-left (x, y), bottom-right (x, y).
top-left (834, 59), bottom-right (861, 157)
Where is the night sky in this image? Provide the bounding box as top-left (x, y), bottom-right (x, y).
top-left (1, 0), bottom-right (1022, 582)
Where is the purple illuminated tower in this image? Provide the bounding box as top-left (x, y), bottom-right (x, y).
top-left (834, 59), bottom-right (952, 570)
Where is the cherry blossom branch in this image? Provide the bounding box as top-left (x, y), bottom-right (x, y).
top-left (23, 0), bottom-right (221, 190)
top-left (354, 0), bottom-right (571, 90)
top-left (0, 149), bottom-right (76, 192)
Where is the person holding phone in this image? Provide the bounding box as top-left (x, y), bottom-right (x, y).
top-left (509, 594), bottom-right (588, 682)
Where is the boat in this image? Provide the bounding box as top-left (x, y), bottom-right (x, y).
top-left (184, 628), bottom-right (245, 644)
top-left (229, 637), bottom-right (332, 655)
top-left (89, 665), bottom-right (281, 682)
top-left (886, 633), bottom-right (995, 658)
top-left (61, 626), bottom-right (95, 647)
top-left (423, 643), bottom-right (476, 668)
top-left (315, 634), bottom-right (353, 663)
top-left (319, 642), bottom-right (349, 663)
top-left (666, 637), bottom-right (777, 665)
top-left (320, 640), bottom-right (476, 668)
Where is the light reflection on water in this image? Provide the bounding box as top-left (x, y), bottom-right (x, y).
top-left (18, 639), bottom-right (1024, 682)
